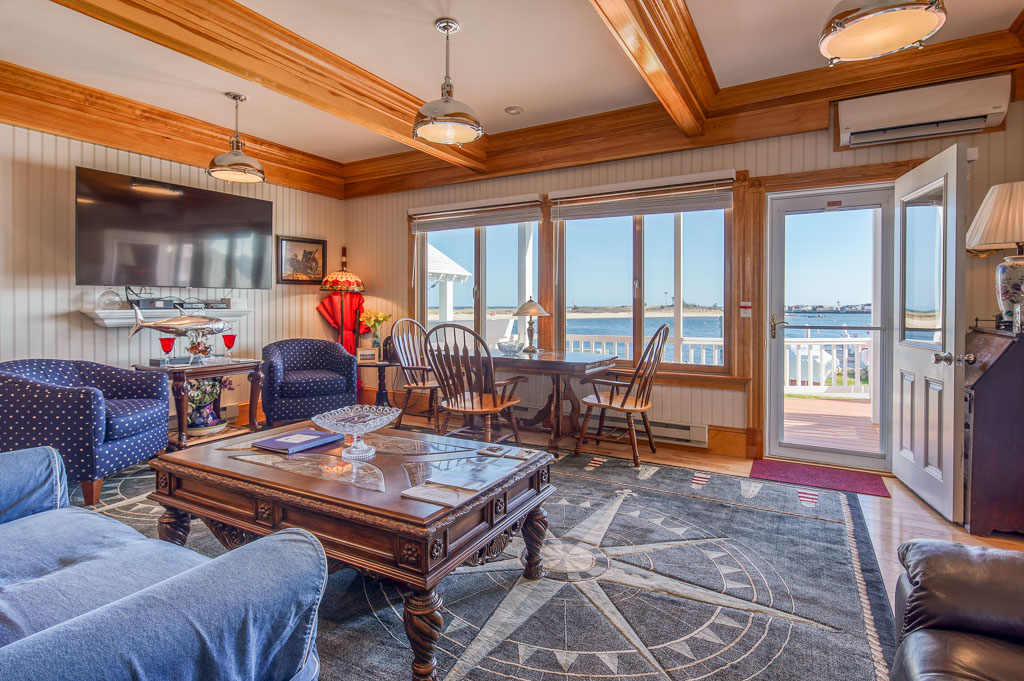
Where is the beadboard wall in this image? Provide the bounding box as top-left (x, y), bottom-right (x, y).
top-left (0, 123), bottom-right (345, 406)
top-left (346, 101), bottom-right (1024, 434)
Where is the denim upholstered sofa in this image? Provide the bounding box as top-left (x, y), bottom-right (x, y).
top-left (262, 339), bottom-right (357, 425)
top-left (0, 446), bottom-right (326, 681)
top-left (0, 359), bottom-right (169, 504)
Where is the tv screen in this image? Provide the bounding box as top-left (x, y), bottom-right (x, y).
top-left (75, 167), bottom-right (273, 289)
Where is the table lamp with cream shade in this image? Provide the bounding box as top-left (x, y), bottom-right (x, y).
top-left (966, 181), bottom-right (1024, 322)
top-left (514, 297), bottom-right (549, 354)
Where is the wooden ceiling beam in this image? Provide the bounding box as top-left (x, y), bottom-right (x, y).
top-left (49, 0), bottom-right (487, 171)
top-left (588, 0), bottom-right (715, 135)
top-left (710, 31), bottom-right (1024, 116)
top-left (0, 60), bottom-right (346, 199)
top-left (1012, 9), bottom-right (1024, 46)
top-left (343, 100), bottom-right (827, 198)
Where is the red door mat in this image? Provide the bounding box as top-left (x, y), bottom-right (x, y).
top-left (750, 459), bottom-right (890, 497)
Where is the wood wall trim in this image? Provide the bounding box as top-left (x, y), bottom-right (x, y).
top-left (710, 31), bottom-right (1024, 117)
top-left (1011, 9), bottom-right (1024, 45)
top-left (51, 0), bottom-right (487, 172)
top-left (732, 176), bottom-right (765, 458)
top-left (756, 159), bottom-right (927, 192)
top-left (342, 101), bottom-right (828, 198)
top-left (0, 60), bottom-right (346, 199)
top-left (588, 0), bottom-right (715, 135)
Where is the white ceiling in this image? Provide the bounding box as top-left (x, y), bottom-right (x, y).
top-left (687, 0), bottom-right (1024, 88)
top-left (0, 0), bottom-right (1019, 165)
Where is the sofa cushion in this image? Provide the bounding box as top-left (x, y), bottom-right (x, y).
top-left (893, 629), bottom-right (1024, 681)
top-left (280, 369), bottom-right (349, 398)
top-left (0, 507), bottom-right (207, 647)
top-left (0, 359), bottom-right (83, 387)
top-left (104, 398), bottom-right (167, 440)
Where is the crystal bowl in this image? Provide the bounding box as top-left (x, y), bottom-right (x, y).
top-left (312, 404), bottom-right (402, 460)
top-left (496, 340), bottom-right (525, 356)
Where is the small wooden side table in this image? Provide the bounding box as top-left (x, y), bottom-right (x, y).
top-left (134, 358), bottom-right (263, 450)
top-left (358, 361), bottom-right (401, 407)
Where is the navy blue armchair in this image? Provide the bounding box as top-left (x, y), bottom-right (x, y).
top-left (0, 446), bottom-right (326, 681)
top-left (261, 339), bottom-right (357, 426)
top-left (0, 359), bottom-right (169, 505)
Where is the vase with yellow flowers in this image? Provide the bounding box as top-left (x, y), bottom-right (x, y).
top-left (360, 309), bottom-right (392, 348)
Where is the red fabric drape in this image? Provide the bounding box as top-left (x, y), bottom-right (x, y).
top-left (316, 291), bottom-right (369, 354)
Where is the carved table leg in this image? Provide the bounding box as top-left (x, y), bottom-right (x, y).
top-left (248, 364), bottom-right (263, 432)
top-left (403, 588), bottom-right (444, 681)
top-left (522, 505), bottom-right (549, 580)
top-left (157, 506), bottom-right (191, 546)
top-left (171, 370), bottom-right (188, 450)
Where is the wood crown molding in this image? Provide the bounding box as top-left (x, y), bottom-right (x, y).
top-left (342, 100), bottom-right (828, 198)
top-left (588, 0), bottom-right (716, 135)
top-left (710, 31), bottom-right (1024, 116)
top-left (1012, 8), bottom-right (1024, 46)
top-left (0, 60), bottom-right (346, 200)
top-left (50, 0), bottom-right (487, 172)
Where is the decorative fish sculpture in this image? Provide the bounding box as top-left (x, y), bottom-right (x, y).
top-left (128, 304), bottom-right (231, 338)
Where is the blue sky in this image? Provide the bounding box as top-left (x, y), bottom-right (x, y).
top-left (428, 208), bottom-right (879, 309)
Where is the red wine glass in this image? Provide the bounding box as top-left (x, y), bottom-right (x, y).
top-left (222, 333), bottom-right (237, 361)
top-left (158, 336), bottom-right (175, 364)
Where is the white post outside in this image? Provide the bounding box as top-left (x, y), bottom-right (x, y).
top-left (673, 212), bottom-right (683, 362)
top-left (517, 222), bottom-right (535, 341)
top-left (439, 280), bottom-right (454, 322)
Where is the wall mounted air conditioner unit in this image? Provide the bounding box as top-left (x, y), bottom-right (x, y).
top-left (836, 74), bottom-right (1010, 148)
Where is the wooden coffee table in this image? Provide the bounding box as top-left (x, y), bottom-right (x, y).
top-left (149, 422), bottom-right (554, 681)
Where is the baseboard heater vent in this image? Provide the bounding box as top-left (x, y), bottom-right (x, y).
top-left (581, 414), bottom-right (708, 448)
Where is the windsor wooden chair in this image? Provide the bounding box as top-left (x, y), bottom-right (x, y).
top-left (573, 324), bottom-right (669, 466)
top-left (424, 324), bottom-right (526, 444)
top-left (390, 318), bottom-right (439, 430)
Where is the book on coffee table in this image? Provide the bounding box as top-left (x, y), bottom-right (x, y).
top-left (252, 429), bottom-right (344, 454)
top-left (425, 458), bottom-right (520, 492)
top-left (476, 445), bottom-right (536, 460)
top-left (401, 483), bottom-right (477, 507)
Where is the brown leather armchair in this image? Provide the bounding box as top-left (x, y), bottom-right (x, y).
top-left (892, 539), bottom-right (1024, 681)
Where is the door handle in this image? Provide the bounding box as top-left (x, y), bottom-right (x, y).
top-left (770, 313), bottom-right (789, 339)
top-left (931, 351), bottom-right (953, 365)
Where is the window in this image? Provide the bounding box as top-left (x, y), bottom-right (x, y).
top-left (410, 195), bottom-right (543, 345)
top-left (555, 179), bottom-right (732, 371)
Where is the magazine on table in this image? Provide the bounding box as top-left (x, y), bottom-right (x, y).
top-left (252, 429), bottom-right (344, 454)
top-left (401, 483), bottom-right (477, 507)
top-left (425, 459), bottom-right (520, 492)
top-left (475, 444), bottom-right (536, 460)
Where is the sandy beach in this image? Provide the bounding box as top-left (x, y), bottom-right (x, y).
top-left (432, 305), bottom-right (724, 320)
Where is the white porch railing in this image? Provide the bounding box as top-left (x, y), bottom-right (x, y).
top-left (564, 335), bottom-right (725, 365)
top-left (784, 338), bottom-right (871, 395)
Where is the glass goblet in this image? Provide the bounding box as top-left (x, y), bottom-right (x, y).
top-left (222, 333), bottom-right (237, 361)
top-left (158, 336), bottom-right (175, 365)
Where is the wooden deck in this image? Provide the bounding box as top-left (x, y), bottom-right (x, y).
top-left (783, 397), bottom-right (880, 453)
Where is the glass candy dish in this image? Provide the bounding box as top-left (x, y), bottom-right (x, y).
top-left (312, 405), bottom-right (402, 460)
top-left (496, 340), bottom-right (525, 356)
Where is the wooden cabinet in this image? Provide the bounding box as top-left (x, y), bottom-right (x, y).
top-left (963, 328), bottom-right (1024, 536)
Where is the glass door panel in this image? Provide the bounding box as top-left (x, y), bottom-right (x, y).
top-left (900, 181), bottom-right (945, 346)
top-left (426, 228), bottom-right (476, 332)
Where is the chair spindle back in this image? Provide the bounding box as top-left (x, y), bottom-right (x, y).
top-left (424, 324), bottom-right (498, 405)
top-left (618, 324), bottom-right (669, 408)
top-left (391, 318), bottom-right (432, 387)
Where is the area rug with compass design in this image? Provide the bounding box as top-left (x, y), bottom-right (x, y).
top-left (75, 451), bottom-right (895, 681)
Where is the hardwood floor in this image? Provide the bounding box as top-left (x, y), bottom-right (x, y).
top-left (401, 413), bottom-right (1024, 611)
top-left (783, 397), bottom-right (880, 453)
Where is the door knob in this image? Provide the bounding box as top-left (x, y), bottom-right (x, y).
top-left (770, 313), bottom-right (789, 339)
top-left (931, 351), bottom-right (953, 365)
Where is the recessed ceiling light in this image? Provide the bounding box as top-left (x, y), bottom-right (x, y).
top-left (504, 106), bottom-right (524, 116)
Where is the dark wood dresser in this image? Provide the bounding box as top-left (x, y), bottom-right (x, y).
top-left (963, 327), bottom-right (1024, 536)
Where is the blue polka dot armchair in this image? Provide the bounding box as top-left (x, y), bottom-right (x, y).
top-left (0, 359), bottom-right (169, 505)
top-left (261, 339), bottom-right (357, 426)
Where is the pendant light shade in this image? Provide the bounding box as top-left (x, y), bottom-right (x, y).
top-left (412, 18), bottom-right (483, 146)
top-left (207, 92), bottom-right (266, 184)
top-left (819, 0), bottom-right (946, 65)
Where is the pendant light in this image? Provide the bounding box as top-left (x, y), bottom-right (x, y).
top-left (819, 0), bottom-right (946, 66)
top-left (207, 92), bottom-right (266, 183)
top-left (412, 18), bottom-right (484, 146)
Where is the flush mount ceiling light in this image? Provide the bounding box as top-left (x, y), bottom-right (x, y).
top-left (819, 0), bottom-right (946, 66)
top-left (504, 105), bottom-right (524, 116)
top-left (207, 92), bottom-right (266, 183)
top-left (412, 18), bottom-right (484, 146)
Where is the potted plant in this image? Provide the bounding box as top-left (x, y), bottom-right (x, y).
top-left (185, 376), bottom-right (234, 436)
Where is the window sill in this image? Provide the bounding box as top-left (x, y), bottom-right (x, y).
top-left (605, 366), bottom-right (749, 391)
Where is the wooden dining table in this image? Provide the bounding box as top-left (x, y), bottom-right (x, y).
top-left (491, 351), bottom-right (617, 452)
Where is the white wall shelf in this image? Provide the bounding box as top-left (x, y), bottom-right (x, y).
top-left (82, 308), bottom-right (253, 328)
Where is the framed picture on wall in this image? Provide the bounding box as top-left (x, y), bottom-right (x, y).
top-left (277, 236), bottom-right (327, 284)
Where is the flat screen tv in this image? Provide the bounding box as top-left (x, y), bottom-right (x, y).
top-left (76, 167), bottom-right (273, 290)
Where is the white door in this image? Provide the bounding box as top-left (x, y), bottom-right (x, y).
top-left (892, 144), bottom-right (967, 522)
top-left (767, 187), bottom-right (893, 469)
